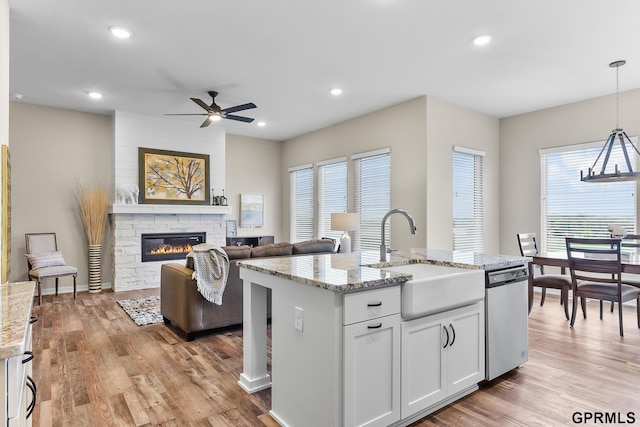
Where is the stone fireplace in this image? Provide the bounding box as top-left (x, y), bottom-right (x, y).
top-left (110, 111), bottom-right (228, 292)
top-left (109, 205), bottom-right (230, 292)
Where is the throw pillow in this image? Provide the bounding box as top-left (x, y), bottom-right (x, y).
top-left (26, 251), bottom-right (67, 270)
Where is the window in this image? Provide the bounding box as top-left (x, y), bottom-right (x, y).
top-left (318, 158), bottom-right (348, 241)
top-left (289, 164), bottom-right (314, 242)
top-left (453, 146), bottom-right (484, 252)
top-left (540, 140), bottom-right (637, 252)
top-left (353, 149), bottom-right (391, 251)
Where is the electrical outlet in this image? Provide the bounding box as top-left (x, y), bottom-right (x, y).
top-left (294, 306), bottom-right (303, 332)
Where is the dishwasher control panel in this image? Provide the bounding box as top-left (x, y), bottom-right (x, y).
top-left (485, 265), bottom-right (528, 288)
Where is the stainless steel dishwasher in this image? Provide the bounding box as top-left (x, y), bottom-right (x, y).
top-left (484, 264), bottom-right (529, 380)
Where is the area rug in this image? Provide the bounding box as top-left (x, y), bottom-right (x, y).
top-left (117, 295), bottom-right (163, 326)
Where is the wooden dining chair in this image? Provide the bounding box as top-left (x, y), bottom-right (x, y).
top-left (615, 233), bottom-right (640, 311)
top-left (565, 237), bottom-right (640, 337)
top-left (517, 233), bottom-right (572, 319)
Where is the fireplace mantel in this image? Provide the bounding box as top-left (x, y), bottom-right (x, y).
top-left (109, 204), bottom-right (232, 215)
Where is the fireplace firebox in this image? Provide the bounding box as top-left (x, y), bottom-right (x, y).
top-left (141, 232), bottom-right (206, 262)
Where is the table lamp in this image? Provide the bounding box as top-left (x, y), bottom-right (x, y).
top-left (331, 212), bottom-right (359, 253)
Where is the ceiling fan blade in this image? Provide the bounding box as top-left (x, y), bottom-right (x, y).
top-left (224, 114), bottom-right (254, 123)
top-left (191, 97), bottom-right (213, 112)
top-left (200, 117), bottom-right (213, 128)
top-left (164, 113), bottom-right (208, 116)
top-left (222, 103), bottom-right (257, 114)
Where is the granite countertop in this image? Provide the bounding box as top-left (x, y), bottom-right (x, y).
top-left (237, 248), bottom-right (530, 292)
top-left (0, 281), bottom-right (35, 359)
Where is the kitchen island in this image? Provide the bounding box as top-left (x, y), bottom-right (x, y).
top-left (237, 249), bottom-right (528, 427)
top-left (1, 281), bottom-right (36, 427)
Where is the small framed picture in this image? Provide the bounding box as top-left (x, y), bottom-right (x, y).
top-left (240, 194), bottom-right (264, 227)
top-left (226, 220), bottom-right (237, 237)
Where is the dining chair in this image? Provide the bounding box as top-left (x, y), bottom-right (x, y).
top-left (565, 237), bottom-right (640, 337)
top-left (517, 233), bottom-right (572, 319)
top-left (25, 233), bottom-right (78, 305)
top-left (616, 233), bottom-right (640, 312)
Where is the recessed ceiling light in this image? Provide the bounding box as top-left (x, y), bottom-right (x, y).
top-left (473, 35), bottom-right (491, 46)
top-left (257, 121), bottom-right (266, 127)
top-left (10, 93), bottom-right (23, 100)
top-left (330, 88), bottom-right (343, 96)
top-left (109, 26), bottom-right (131, 39)
top-left (88, 91), bottom-right (103, 100)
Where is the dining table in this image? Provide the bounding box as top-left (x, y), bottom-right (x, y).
top-left (528, 250), bottom-right (640, 314)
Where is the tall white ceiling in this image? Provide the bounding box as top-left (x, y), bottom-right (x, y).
top-left (9, 0), bottom-right (640, 141)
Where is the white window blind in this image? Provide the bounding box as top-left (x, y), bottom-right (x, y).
top-left (289, 165), bottom-right (314, 242)
top-left (318, 158), bottom-right (348, 241)
top-left (540, 140), bottom-right (637, 252)
top-left (453, 148), bottom-right (484, 252)
top-left (353, 149), bottom-right (391, 251)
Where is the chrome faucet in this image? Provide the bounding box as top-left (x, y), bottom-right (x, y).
top-left (380, 208), bottom-right (417, 261)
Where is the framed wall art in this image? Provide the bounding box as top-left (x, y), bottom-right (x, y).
top-left (240, 194), bottom-right (264, 227)
top-left (138, 147), bottom-right (210, 205)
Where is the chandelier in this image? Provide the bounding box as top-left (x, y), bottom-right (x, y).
top-left (581, 60), bottom-right (640, 182)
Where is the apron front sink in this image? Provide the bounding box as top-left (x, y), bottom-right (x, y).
top-left (383, 263), bottom-right (485, 319)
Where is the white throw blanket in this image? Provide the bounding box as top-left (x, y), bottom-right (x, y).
top-left (186, 244), bottom-right (230, 305)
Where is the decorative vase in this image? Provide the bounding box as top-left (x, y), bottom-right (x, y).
top-left (88, 244), bottom-right (102, 293)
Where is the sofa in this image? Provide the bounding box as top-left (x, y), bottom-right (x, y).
top-left (160, 239), bottom-right (336, 340)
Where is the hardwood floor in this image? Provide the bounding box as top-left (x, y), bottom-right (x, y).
top-left (30, 290), bottom-right (640, 427)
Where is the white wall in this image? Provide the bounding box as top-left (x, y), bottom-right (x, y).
top-left (427, 97), bottom-right (500, 253)
top-left (499, 88), bottom-right (640, 255)
top-left (113, 111), bottom-right (226, 198)
top-left (226, 134), bottom-right (283, 240)
top-left (9, 103), bottom-right (112, 292)
top-left (282, 97), bottom-right (428, 250)
top-left (282, 96), bottom-right (500, 253)
top-left (1, 0), bottom-right (9, 283)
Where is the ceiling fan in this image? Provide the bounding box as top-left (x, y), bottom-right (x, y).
top-left (165, 91), bottom-right (257, 128)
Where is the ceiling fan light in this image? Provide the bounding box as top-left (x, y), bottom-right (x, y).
top-left (109, 26), bottom-right (131, 39)
top-left (473, 35), bottom-right (491, 46)
top-left (209, 114), bottom-right (222, 122)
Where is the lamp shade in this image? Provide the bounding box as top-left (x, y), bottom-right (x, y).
top-left (331, 212), bottom-right (359, 231)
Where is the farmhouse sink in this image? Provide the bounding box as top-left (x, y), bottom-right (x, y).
top-left (382, 263), bottom-right (485, 319)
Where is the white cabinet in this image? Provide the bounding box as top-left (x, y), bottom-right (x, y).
top-left (2, 319), bottom-right (34, 427)
top-left (343, 287), bottom-right (401, 427)
top-left (401, 302), bottom-right (485, 418)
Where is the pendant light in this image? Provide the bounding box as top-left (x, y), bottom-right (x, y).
top-left (581, 60), bottom-right (640, 182)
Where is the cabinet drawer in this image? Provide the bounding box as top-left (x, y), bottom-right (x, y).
top-left (344, 286), bottom-right (400, 325)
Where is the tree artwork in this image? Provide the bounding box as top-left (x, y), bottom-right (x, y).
top-left (138, 148), bottom-right (210, 205)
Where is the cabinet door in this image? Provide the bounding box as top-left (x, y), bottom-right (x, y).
top-left (344, 314), bottom-right (401, 427)
top-left (401, 313), bottom-right (447, 418)
top-left (447, 302), bottom-right (485, 396)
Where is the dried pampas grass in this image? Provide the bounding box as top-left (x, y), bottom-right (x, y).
top-left (78, 186), bottom-right (109, 245)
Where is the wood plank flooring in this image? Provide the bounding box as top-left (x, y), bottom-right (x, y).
top-left (29, 290), bottom-right (640, 427)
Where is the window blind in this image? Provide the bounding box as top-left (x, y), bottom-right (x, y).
top-left (318, 158), bottom-right (348, 241)
top-left (289, 165), bottom-right (314, 242)
top-left (453, 149), bottom-right (484, 252)
top-left (353, 149), bottom-right (391, 251)
top-left (540, 139), bottom-right (637, 252)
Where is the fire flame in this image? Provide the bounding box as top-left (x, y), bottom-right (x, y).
top-left (149, 244), bottom-right (193, 255)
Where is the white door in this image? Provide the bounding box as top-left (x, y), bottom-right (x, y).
top-left (344, 314), bottom-right (401, 427)
top-left (400, 313), bottom-right (447, 418)
top-left (447, 303), bottom-right (485, 395)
